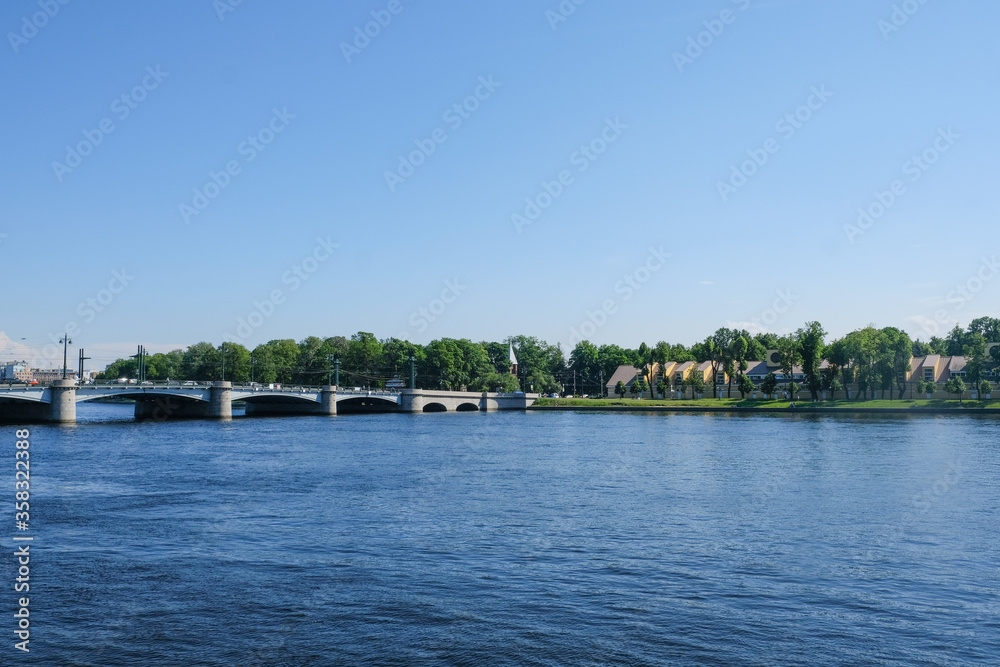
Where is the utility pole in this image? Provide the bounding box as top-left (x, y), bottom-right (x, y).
top-left (78, 348), bottom-right (90, 384)
top-left (327, 354), bottom-right (334, 385)
top-left (334, 356), bottom-right (341, 388)
top-left (408, 354), bottom-right (415, 390)
top-left (60, 334), bottom-right (72, 379)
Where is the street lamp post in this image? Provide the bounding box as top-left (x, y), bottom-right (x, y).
top-left (60, 334), bottom-right (72, 379)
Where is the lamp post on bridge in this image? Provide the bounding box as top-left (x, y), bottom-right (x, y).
top-left (408, 354), bottom-right (415, 390)
top-left (60, 334), bottom-right (72, 379)
top-left (334, 356), bottom-right (341, 388)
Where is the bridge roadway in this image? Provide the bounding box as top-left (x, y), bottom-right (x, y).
top-left (0, 381), bottom-right (538, 423)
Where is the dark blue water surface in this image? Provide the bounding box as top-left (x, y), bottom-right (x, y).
top-left (4, 405), bottom-right (999, 665)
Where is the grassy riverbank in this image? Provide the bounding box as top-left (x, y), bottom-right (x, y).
top-left (531, 397), bottom-right (999, 411)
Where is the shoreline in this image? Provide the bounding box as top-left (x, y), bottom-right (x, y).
top-left (529, 404), bottom-right (1000, 415)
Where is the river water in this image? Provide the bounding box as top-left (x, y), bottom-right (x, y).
top-left (4, 404), bottom-right (998, 665)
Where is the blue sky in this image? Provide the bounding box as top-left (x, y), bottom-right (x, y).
top-left (2, 0), bottom-right (998, 370)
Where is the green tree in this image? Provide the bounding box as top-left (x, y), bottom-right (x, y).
top-left (775, 334), bottom-right (801, 398)
top-left (97, 358), bottom-right (137, 381)
top-left (761, 372), bottom-right (778, 397)
top-left (598, 344), bottom-right (632, 381)
top-left (912, 340), bottom-right (934, 357)
top-left (826, 338), bottom-right (854, 400)
top-left (967, 317), bottom-right (1000, 344)
top-left (945, 325), bottom-right (968, 356)
top-left (944, 376), bottom-right (966, 404)
top-left (478, 372), bottom-right (521, 393)
top-left (506, 335), bottom-right (564, 393)
top-left (881, 326), bottom-right (913, 400)
top-left (702, 328), bottom-right (736, 398)
top-left (631, 379), bottom-right (647, 398)
top-left (615, 380), bottom-right (627, 399)
top-left (841, 327), bottom-right (881, 400)
top-left (738, 373), bottom-right (755, 398)
top-left (796, 321), bottom-right (826, 401)
top-left (979, 380), bottom-right (993, 398)
top-left (569, 340), bottom-right (601, 390)
top-left (928, 336), bottom-right (949, 355)
top-left (754, 332), bottom-right (779, 350)
top-left (265, 339), bottom-right (300, 384)
top-left (181, 342), bottom-right (217, 380)
top-left (963, 333), bottom-right (988, 390)
top-left (481, 341), bottom-right (513, 375)
top-left (217, 342), bottom-right (251, 383)
top-left (346, 332), bottom-right (383, 386)
top-left (652, 341), bottom-right (671, 365)
top-left (657, 378), bottom-right (668, 398)
top-left (727, 335), bottom-right (749, 399)
top-left (633, 342), bottom-right (655, 392)
top-left (684, 370), bottom-right (706, 398)
top-left (250, 344), bottom-right (276, 384)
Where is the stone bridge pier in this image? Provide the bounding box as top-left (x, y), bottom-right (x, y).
top-left (133, 382), bottom-right (237, 420)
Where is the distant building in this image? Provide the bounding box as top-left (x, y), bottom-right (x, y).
top-left (31, 369), bottom-right (77, 383)
top-left (606, 364), bottom-right (641, 395)
top-left (1, 361), bottom-right (30, 382)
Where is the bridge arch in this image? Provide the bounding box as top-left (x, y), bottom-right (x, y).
top-left (422, 402), bottom-right (448, 413)
top-left (335, 395), bottom-right (400, 414)
top-left (455, 402), bottom-right (481, 412)
top-left (75, 389), bottom-right (209, 403)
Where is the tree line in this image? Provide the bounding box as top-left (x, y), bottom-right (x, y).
top-left (96, 317), bottom-right (1000, 398)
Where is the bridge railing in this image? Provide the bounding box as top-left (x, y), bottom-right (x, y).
top-left (82, 382), bottom-right (402, 392)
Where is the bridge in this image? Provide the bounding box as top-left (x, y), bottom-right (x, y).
top-left (0, 381), bottom-right (539, 423)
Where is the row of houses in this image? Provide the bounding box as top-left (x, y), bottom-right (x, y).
top-left (605, 345), bottom-right (1000, 400)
